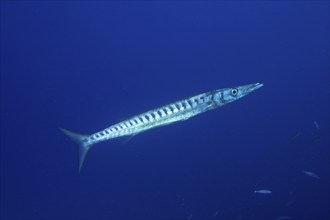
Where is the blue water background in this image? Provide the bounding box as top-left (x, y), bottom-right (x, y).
top-left (1, 2), bottom-right (329, 220)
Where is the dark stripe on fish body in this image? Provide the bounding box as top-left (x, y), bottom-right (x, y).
top-left (220, 91), bottom-right (224, 103)
top-left (165, 107), bottom-right (172, 114)
top-left (175, 103), bottom-right (183, 111)
top-left (152, 112), bottom-right (159, 119)
top-left (184, 101), bottom-right (191, 109)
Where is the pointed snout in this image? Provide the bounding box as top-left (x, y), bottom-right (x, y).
top-left (247, 83), bottom-right (264, 93)
top-left (237, 83), bottom-right (264, 97)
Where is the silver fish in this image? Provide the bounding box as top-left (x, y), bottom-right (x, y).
top-left (276, 216), bottom-right (292, 220)
top-left (254, 189), bottom-right (272, 194)
top-left (302, 170), bottom-right (320, 179)
top-left (60, 83), bottom-right (263, 172)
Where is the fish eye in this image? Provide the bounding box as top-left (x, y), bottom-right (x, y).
top-left (231, 88), bottom-right (238, 96)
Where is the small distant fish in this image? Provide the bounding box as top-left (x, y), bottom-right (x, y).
top-left (276, 216), bottom-right (292, 220)
top-left (313, 120), bottom-right (319, 129)
top-left (285, 199), bottom-right (295, 207)
top-left (254, 189), bottom-right (272, 194)
top-left (302, 170), bottom-right (320, 179)
top-left (213, 210), bottom-right (219, 217)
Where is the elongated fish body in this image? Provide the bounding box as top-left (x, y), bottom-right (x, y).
top-left (85, 92), bottom-right (215, 145)
top-left (60, 83), bottom-right (263, 172)
top-left (254, 189), bottom-right (272, 194)
top-left (302, 170), bottom-right (320, 179)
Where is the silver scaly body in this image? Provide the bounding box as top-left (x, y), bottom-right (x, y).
top-left (60, 83), bottom-right (263, 172)
top-left (88, 92), bottom-right (216, 145)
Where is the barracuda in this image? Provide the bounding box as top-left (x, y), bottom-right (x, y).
top-left (60, 83), bottom-right (263, 172)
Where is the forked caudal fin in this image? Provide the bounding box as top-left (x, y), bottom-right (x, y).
top-left (59, 128), bottom-right (93, 173)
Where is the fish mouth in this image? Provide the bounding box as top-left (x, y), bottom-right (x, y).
top-left (236, 83), bottom-right (263, 97)
top-left (246, 82), bottom-right (264, 93)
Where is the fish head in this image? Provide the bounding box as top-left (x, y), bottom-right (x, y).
top-left (214, 83), bottom-right (263, 105)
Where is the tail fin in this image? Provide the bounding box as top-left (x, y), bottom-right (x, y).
top-left (59, 127), bottom-right (93, 173)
